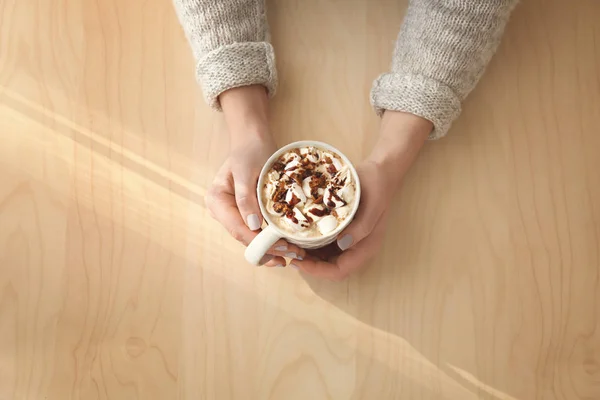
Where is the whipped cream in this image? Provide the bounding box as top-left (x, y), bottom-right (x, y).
top-left (262, 146), bottom-right (356, 237)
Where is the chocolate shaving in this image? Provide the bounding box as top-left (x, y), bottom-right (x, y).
top-left (283, 153), bottom-right (297, 163)
top-left (291, 173), bottom-right (303, 185)
top-left (285, 209), bottom-right (298, 224)
top-left (301, 168), bottom-right (313, 180)
top-left (284, 208), bottom-right (295, 221)
top-left (309, 208), bottom-right (327, 217)
top-left (288, 193), bottom-right (301, 207)
top-left (324, 189), bottom-right (346, 208)
top-left (272, 182), bottom-right (287, 202)
top-left (273, 202), bottom-right (286, 214)
top-left (310, 174), bottom-right (327, 190)
top-left (332, 191), bottom-right (345, 205)
top-left (266, 148), bottom-right (353, 230)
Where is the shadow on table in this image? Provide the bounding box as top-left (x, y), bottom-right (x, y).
top-left (298, 215), bottom-right (519, 399)
top-left (296, 134), bottom-right (522, 400)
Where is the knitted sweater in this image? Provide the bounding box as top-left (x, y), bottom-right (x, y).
top-left (173, 0), bottom-right (518, 139)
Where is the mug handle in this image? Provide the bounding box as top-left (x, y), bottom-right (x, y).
top-left (244, 225), bottom-right (282, 265)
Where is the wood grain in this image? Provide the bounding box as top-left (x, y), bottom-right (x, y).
top-left (1, 0), bottom-right (599, 399)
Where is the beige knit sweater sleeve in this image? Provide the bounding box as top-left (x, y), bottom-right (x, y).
top-left (173, 0), bottom-right (518, 138)
top-left (172, 0), bottom-right (277, 110)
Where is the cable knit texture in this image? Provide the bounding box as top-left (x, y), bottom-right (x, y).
top-left (173, 0), bottom-right (518, 137)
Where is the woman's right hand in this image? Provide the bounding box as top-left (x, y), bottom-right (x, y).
top-left (291, 111), bottom-right (431, 280)
top-left (204, 86), bottom-right (306, 267)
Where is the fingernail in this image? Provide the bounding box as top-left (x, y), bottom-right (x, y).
top-left (337, 234), bottom-right (353, 251)
top-left (289, 264), bottom-right (299, 270)
top-left (247, 214), bottom-right (261, 231)
top-left (296, 255), bottom-right (303, 261)
top-left (275, 245), bottom-right (287, 251)
top-left (285, 252), bottom-right (297, 259)
top-left (274, 263), bottom-right (285, 268)
top-left (258, 255), bottom-right (273, 265)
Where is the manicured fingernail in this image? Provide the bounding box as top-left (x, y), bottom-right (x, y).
top-left (289, 264), bottom-right (299, 270)
top-left (247, 214), bottom-right (261, 231)
top-left (258, 255), bottom-right (273, 265)
top-left (274, 263), bottom-right (285, 268)
top-left (285, 252), bottom-right (297, 259)
top-left (296, 255), bottom-right (303, 260)
top-left (337, 234), bottom-right (353, 251)
top-left (275, 245), bottom-right (287, 251)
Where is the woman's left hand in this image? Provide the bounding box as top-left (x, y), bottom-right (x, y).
top-left (289, 161), bottom-right (394, 280)
top-left (290, 111), bottom-right (432, 280)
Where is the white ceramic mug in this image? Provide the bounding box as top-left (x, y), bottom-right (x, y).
top-left (244, 140), bottom-right (361, 265)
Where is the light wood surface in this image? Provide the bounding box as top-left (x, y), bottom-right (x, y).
top-left (1, 0), bottom-right (599, 399)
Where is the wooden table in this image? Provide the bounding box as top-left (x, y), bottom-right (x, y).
top-left (1, 0), bottom-right (599, 399)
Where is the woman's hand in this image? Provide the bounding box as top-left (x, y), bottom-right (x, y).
top-left (205, 86), bottom-right (306, 266)
top-left (291, 111), bottom-right (432, 280)
top-left (291, 161), bottom-right (393, 280)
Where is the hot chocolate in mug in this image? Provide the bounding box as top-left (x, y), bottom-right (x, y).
top-left (245, 140), bottom-right (361, 266)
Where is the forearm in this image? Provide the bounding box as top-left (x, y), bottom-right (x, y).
top-left (371, 0), bottom-right (518, 138)
top-left (368, 112), bottom-right (430, 187)
top-left (220, 85), bottom-right (271, 147)
top-left (173, 0), bottom-right (277, 110)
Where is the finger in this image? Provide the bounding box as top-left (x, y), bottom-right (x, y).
top-left (336, 202), bottom-right (385, 251)
top-left (206, 185), bottom-right (258, 246)
top-left (269, 239), bottom-right (306, 260)
top-left (292, 240), bottom-right (375, 281)
top-left (331, 236), bottom-right (381, 275)
top-left (205, 160), bottom-right (256, 245)
top-left (206, 185), bottom-right (307, 258)
top-left (211, 159), bottom-right (234, 195)
top-left (307, 242), bottom-right (342, 260)
top-left (232, 166), bottom-right (262, 231)
top-left (289, 255), bottom-right (347, 281)
top-left (261, 255), bottom-right (287, 268)
top-left (208, 165), bottom-right (308, 258)
top-left (293, 217), bottom-right (387, 280)
top-left (331, 215), bottom-right (387, 272)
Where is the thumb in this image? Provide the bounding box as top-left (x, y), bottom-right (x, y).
top-left (232, 167), bottom-right (263, 231)
top-left (336, 203), bottom-right (383, 251)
